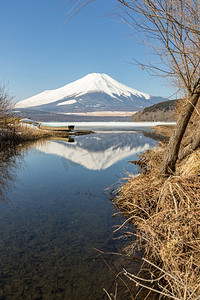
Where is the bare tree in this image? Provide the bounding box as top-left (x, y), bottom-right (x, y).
top-left (120, 0), bottom-right (200, 175)
top-left (65, 0), bottom-right (200, 175)
top-left (0, 85), bottom-right (13, 124)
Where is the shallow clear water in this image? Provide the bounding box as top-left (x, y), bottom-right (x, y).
top-left (0, 131), bottom-right (157, 299)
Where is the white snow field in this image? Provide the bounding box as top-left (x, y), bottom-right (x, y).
top-left (40, 121), bottom-right (175, 131)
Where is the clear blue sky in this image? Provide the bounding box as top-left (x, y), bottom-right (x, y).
top-left (0, 0), bottom-right (175, 102)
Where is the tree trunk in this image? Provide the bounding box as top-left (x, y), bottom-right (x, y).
top-left (159, 91), bottom-right (200, 176)
top-left (179, 122), bottom-right (200, 160)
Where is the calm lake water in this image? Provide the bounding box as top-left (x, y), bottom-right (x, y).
top-left (0, 130), bottom-right (158, 299)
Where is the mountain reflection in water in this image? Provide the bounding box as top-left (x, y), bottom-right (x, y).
top-left (0, 131), bottom-right (158, 300)
top-left (35, 132), bottom-right (157, 170)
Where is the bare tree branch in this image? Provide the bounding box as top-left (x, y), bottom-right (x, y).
top-left (64, 0), bottom-right (200, 174)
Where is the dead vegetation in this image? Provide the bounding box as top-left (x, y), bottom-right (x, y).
top-left (152, 125), bottom-right (175, 139)
top-left (112, 146), bottom-right (200, 299)
top-left (0, 85), bottom-right (51, 148)
top-left (0, 121), bottom-right (53, 150)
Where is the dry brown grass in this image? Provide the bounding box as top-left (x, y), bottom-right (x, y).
top-left (153, 125), bottom-right (175, 139)
top-left (113, 146), bottom-right (200, 299)
top-left (0, 123), bottom-right (52, 149)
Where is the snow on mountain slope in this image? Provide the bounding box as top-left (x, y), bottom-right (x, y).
top-left (15, 73), bottom-right (166, 112)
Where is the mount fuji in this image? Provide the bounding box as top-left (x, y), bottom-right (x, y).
top-left (15, 73), bottom-right (166, 114)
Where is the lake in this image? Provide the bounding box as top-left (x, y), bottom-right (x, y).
top-left (0, 129), bottom-right (158, 299)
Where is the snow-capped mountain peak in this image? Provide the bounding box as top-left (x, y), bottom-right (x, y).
top-left (15, 73), bottom-right (166, 112)
top-left (69, 73), bottom-right (151, 99)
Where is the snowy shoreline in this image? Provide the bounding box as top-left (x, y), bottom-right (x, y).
top-left (41, 121), bottom-right (176, 131)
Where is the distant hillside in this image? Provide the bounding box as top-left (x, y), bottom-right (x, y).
top-left (131, 99), bottom-right (178, 122)
top-left (13, 108), bottom-right (131, 122)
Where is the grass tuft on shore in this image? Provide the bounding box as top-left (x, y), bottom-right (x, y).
top-left (113, 146), bottom-right (200, 299)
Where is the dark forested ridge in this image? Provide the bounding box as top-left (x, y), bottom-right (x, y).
top-left (131, 99), bottom-right (178, 122)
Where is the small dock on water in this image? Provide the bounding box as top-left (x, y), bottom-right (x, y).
top-left (19, 118), bottom-right (93, 136)
top-left (39, 124), bottom-right (75, 131)
top-left (19, 119), bottom-right (75, 131)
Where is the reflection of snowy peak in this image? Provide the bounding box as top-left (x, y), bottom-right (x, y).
top-left (34, 132), bottom-right (157, 170)
top-left (15, 73), bottom-right (166, 113)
